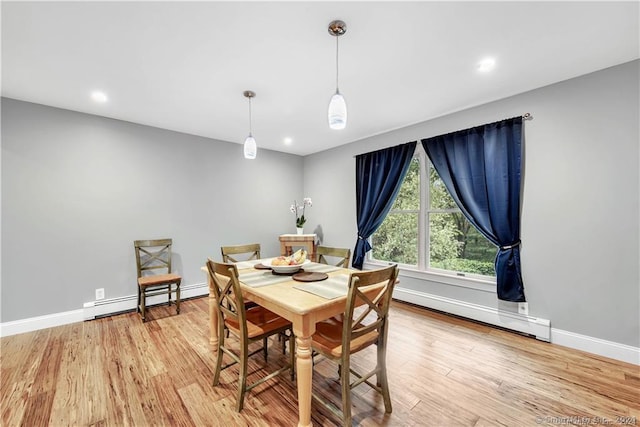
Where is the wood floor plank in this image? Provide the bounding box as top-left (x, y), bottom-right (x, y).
top-left (1, 380), bottom-right (28, 427)
top-left (177, 382), bottom-right (225, 427)
top-left (20, 391), bottom-right (55, 427)
top-left (1, 298), bottom-right (638, 426)
top-left (80, 318), bottom-right (108, 426)
top-left (49, 323), bottom-right (84, 425)
top-left (147, 373), bottom-right (196, 427)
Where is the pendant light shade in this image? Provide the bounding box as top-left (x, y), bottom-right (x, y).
top-left (243, 90), bottom-right (257, 159)
top-left (328, 20), bottom-right (347, 130)
top-left (243, 134), bottom-right (256, 159)
top-left (328, 91), bottom-right (347, 130)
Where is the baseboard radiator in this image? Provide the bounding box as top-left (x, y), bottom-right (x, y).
top-left (83, 282), bottom-right (209, 320)
top-left (392, 287), bottom-right (551, 341)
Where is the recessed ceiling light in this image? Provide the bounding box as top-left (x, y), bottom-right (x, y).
top-left (91, 91), bottom-right (108, 103)
top-left (284, 137), bottom-right (293, 145)
top-left (477, 58), bottom-right (496, 72)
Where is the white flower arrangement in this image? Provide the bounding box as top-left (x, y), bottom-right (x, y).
top-left (290, 198), bottom-right (313, 228)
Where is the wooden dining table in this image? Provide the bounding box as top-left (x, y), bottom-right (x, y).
top-left (204, 259), bottom-right (381, 427)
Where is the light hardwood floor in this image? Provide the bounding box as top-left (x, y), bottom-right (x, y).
top-left (1, 298), bottom-right (638, 426)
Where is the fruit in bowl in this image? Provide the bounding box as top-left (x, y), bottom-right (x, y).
top-left (267, 250), bottom-right (309, 273)
top-left (271, 249), bottom-right (307, 266)
top-left (271, 256), bottom-right (297, 266)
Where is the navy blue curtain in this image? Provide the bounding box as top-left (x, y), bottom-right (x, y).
top-left (352, 141), bottom-right (417, 269)
top-left (421, 117), bottom-right (525, 302)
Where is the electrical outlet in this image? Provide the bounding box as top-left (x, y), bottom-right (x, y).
top-left (518, 302), bottom-right (528, 316)
top-left (95, 288), bottom-right (105, 301)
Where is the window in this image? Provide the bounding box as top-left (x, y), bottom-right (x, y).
top-left (370, 146), bottom-right (496, 279)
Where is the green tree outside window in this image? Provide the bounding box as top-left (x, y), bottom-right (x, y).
top-left (371, 154), bottom-right (496, 278)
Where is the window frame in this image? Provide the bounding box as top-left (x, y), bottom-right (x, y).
top-left (366, 144), bottom-right (497, 291)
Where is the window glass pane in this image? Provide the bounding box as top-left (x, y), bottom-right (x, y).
top-left (429, 166), bottom-right (457, 210)
top-left (369, 152), bottom-right (495, 281)
top-left (372, 212), bottom-right (418, 265)
top-left (429, 212), bottom-right (496, 276)
top-left (391, 157), bottom-right (420, 210)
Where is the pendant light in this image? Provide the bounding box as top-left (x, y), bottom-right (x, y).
top-left (243, 90), bottom-right (257, 159)
top-left (328, 20), bottom-right (347, 130)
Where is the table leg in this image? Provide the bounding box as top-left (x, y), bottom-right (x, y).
top-left (295, 335), bottom-right (313, 427)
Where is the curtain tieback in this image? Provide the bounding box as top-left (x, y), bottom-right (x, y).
top-left (358, 235), bottom-right (365, 240)
top-left (500, 240), bottom-right (521, 250)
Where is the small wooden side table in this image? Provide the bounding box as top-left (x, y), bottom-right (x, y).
top-left (279, 234), bottom-right (316, 262)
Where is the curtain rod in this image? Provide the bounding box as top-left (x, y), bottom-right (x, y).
top-left (421, 112), bottom-right (533, 142)
top-left (353, 113), bottom-right (533, 158)
top-left (353, 141), bottom-right (416, 159)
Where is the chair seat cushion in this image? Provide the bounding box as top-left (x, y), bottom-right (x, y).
top-left (226, 306), bottom-right (291, 339)
top-left (138, 273), bottom-right (181, 287)
top-left (311, 318), bottom-right (379, 358)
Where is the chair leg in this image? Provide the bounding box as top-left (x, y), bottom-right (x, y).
top-left (340, 358), bottom-right (352, 427)
top-left (176, 282), bottom-right (181, 314)
top-left (213, 327), bottom-right (225, 386)
top-left (136, 285), bottom-right (141, 313)
top-left (282, 336), bottom-right (286, 355)
top-left (140, 288), bottom-right (147, 322)
top-left (377, 341), bottom-right (392, 413)
top-left (288, 332), bottom-right (295, 381)
top-left (237, 342), bottom-right (248, 412)
top-left (263, 337), bottom-right (268, 362)
top-left (281, 331), bottom-right (288, 355)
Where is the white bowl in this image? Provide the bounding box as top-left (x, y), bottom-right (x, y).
top-left (263, 259), bottom-right (311, 274)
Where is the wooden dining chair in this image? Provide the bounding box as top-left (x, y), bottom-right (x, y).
top-left (313, 245), bottom-right (352, 331)
top-left (220, 243), bottom-right (261, 313)
top-left (206, 259), bottom-right (295, 412)
top-left (134, 239), bottom-right (182, 322)
top-left (316, 245), bottom-right (351, 268)
top-left (310, 264), bottom-right (399, 426)
top-left (221, 243), bottom-right (261, 263)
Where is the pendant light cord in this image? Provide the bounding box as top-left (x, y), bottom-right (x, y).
top-left (248, 96), bottom-right (253, 135)
top-left (335, 36), bottom-right (340, 92)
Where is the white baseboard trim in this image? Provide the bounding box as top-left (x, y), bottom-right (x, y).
top-left (393, 286), bottom-right (551, 341)
top-left (393, 286), bottom-right (639, 366)
top-left (0, 282), bottom-right (209, 338)
top-left (4, 284), bottom-right (637, 365)
top-left (0, 309), bottom-right (85, 338)
top-left (551, 328), bottom-right (640, 366)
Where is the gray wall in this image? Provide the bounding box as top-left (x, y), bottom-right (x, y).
top-left (303, 60), bottom-right (640, 347)
top-left (1, 99), bottom-right (303, 322)
top-left (2, 60), bottom-right (638, 349)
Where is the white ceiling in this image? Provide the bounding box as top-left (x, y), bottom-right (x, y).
top-left (2, 1), bottom-right (638, 156)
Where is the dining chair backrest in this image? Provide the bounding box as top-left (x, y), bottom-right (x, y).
top-left (221, 243), bottom-right (261, 263)
top-left (134, 238), bottom-right (175, 277)
top-left (206, 259), bottom-right (248, 339)
top-left (316, 245), bottom-right (351, 268)
top-left (343, 264), bottom-right (399, 350)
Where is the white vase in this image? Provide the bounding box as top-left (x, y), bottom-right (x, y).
top-left (296, 227), bottom-right (304, 235)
